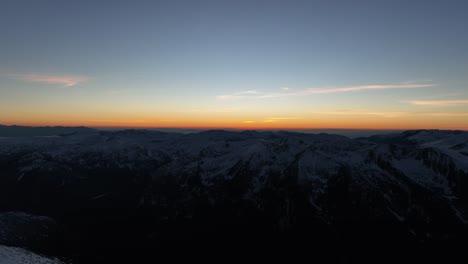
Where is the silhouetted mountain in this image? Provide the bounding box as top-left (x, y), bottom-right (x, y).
top-left (0, 125), bottom-right (96, 137)
top-left (0, 129), bottom-right (467, 263)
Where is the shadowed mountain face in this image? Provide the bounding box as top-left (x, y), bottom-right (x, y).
top-left (0, 129), bottom-right (467, 263)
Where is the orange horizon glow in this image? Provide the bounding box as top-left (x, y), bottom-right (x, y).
top-left (2, 118), bottom-right (467, 131)
top-left (2, 98), bottom-right (467, 131)
top-left (2, 77), bottom-right (467, 132)
top-left (2, 2), bottom-right (468, 137)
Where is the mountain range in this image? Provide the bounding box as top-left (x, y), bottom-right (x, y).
top-left (0, 129), bottom-right (467, 263)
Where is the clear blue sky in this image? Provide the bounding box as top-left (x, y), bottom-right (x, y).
top-left (1, 0), bottom-right (467, 129)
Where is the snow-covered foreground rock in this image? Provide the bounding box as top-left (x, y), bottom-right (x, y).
top-left (0, 129), bottom-right (467, 263)
top-left (0, 246), bottom-right (63, 264)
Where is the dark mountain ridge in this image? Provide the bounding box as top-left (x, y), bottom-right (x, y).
top-left (0, 125), bottom-right (96, 137)
top-left (0, 129), bottom-right (467, 263)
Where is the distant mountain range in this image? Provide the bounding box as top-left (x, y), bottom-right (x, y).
top-left (0, 124), bottom-right (409, 138)
top-left (0, 125), bottom-right (96, 137)
top-left (0, 129), bottom-right (467, 263)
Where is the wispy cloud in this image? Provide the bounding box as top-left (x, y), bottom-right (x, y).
top-left (428, 112), bottom-right (468, 117)
top-left (430, 112), bottom-right (468, 116)
top-left (240, 90), bottom-right (259, 94)
top-left (217, 83), bottom-right (436, 100)
top-left (320, 109), bottom-right (468, 118)
top-left (302, 83), bottom-right (434, 94)
top-left (189, 108), bottom-right (241, 113)
top-left (217, 90), bottom-right (259, 100)
top-left (401, 79), bottom-right (433, 84)
top-left (12, 73), bottom-right (87, 87)
top-left (320, 110), bottom-right (408, 118)
top-left (263, 117), bottom-right (303, 123)
top-left (406, 100), bottom-right (468, 106)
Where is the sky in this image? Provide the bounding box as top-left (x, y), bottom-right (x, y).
top-left (1, 0), bottom-right (468, 130)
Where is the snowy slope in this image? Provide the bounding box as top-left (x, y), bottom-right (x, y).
top-left (0, 246), bottom-right (63, 264)
top-left (0, 129), bottom-right (467, 262)
top-left (0, 129), bottom-right (466, 197)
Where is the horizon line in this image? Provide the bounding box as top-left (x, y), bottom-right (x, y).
top-left (1, 123), bottom-right (467, 132)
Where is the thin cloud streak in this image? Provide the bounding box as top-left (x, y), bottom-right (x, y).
top-left (320, 110), bottom-right (408, 118)
top-left (216, 90), bottom-right (259, 100)
top-left (240, 90), bottom-right (259, 94)
top-left (189, 108), bottom-right (241, 113)
top-left (320, 110), bottom-right (468, 117)
top-left (217, 83), bottom-right (436, 100)
top-left (268, 117), bottom-right (302, 120)
top-left (12, 74), bottom-right (87, 87)
top-left (406, 100), bottom-right (468, 106)
top-left (263, 117), bottom-right (303, 123)
top-left (428, 112), bottom-right (468, 117)
top-left (302, 84), bottom-right (435, 94)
